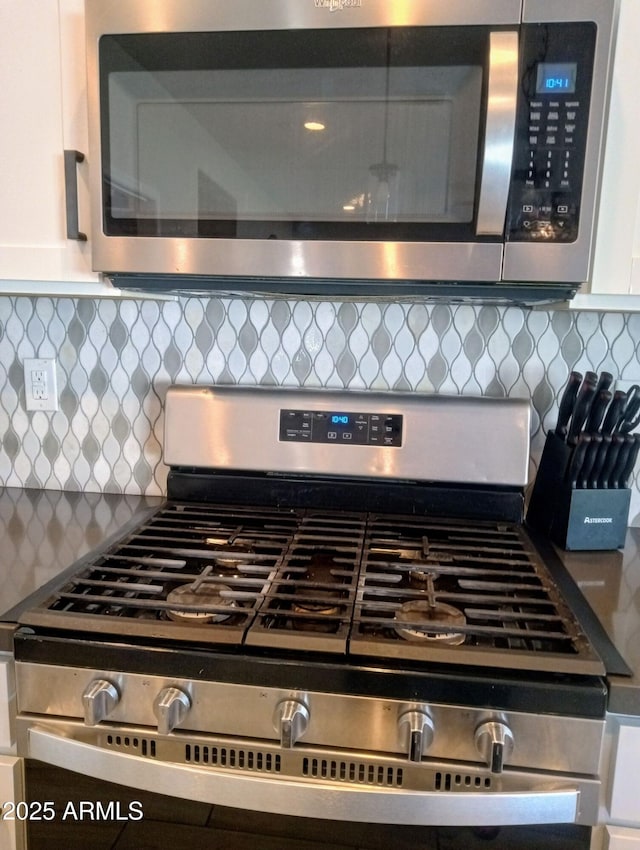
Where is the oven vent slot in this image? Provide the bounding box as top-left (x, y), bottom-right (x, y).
top-left (185, 745), bottom-right (282, 773)
top-left (434, 771), bottom-right (491, 791)
top-left (302, 758), bottom-right (404, 787)
top-left (105, 734), bottom-right (156, 758)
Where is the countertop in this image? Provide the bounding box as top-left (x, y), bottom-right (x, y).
top-left (558, 530), bottom-right (640, 715)
top-left (1, 486), bottom-right (639, 716)
top-left (0, 487), bottom-right (162, 621)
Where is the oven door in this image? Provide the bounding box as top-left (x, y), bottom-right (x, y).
top-left (86, 0), bottom-right (524, 285)
top-left (23, 759), bottom-right (594, 849)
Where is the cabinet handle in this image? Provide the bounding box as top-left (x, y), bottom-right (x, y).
top-left (64, 149), bottom-right (88, 241)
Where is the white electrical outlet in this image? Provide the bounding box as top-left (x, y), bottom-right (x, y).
top-left (24, 358), bottom-right (59, 412)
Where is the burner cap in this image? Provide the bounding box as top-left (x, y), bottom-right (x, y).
top-left (166, 581), bottom-right (236, 624)
top-left (205, 537), bottom-right (255, 571)
top-left (394, 600), bottom-right (466, 645)
top-left (292, 599), bottom-right (341, 616)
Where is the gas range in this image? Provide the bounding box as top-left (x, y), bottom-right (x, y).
top-left (12, 386), bottom-right (630, 828)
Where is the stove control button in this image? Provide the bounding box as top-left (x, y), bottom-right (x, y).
top-left (273, 698), bottom-right (310, 748)
top-left (474, 721), bottom-right (514, 774)
top-left (154, 686), bottom-right (192, 735)
top-left (398, 707), bottom-right (434, 762)
top-left (82, 679), bottom-right (120, 726)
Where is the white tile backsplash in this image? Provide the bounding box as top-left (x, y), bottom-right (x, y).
top-left (1, 295), bottom-right (639, 524)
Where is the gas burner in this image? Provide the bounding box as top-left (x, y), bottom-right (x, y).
top-left (204, 535), bottom-right (255, 571)
top-left (290, 550), bottom-right (343, 631)
top-left (166, 567), bottom-right (237, 624)
top-left (393, 600), bottom-right (466, 645)
top-left (407, 566), bottom-right (439, 589)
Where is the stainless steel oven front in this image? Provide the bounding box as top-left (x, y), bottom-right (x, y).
top-left (83, 0), bottom-right (617, 301)
top-left (12, 387), bottom-right (622, 849)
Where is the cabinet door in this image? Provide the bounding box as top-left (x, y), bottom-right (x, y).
top-left (0, 655), bottom-right (15, 753)
top-left (609, 722), bottom-right (640, 825)
top-left (0, 758), bottom-right (26, 850)
top-left (57, 0), bottom-right (97, 282)
top-left (590, 0), bottom-right (640, 296)
top-left (606, 826), bottom-right (640, 849)
top-left (0, 0), bottom-right (114, 293)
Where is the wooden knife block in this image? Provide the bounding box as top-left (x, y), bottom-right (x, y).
top-left (526, 432), bottom-right (630, 550)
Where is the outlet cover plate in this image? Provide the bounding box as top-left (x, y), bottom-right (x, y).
top-left (24, 358), bottom-right (58, 412)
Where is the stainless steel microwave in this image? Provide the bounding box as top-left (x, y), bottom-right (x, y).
top-left (84, 0), bottom-right (617, 303)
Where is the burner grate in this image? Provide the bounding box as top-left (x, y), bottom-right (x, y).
top-left (246, 511), bottom-right (366, 653)
top-left (350, 514), bottom-right (601, 674)
top-left (32, 503), bottom-right (300, 644)
top-left (19, 503), bottom-right (604, 674)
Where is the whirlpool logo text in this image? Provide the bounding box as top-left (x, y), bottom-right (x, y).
top-left (314, 0), bottom-right (363, 11)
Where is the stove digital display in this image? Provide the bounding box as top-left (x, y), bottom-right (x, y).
top-left (280, 409), bottom-right (402, 447)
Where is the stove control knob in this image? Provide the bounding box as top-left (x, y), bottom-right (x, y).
top-left (274, 698), bottom-right (309, 748)
top-left (398, 708), bottom-right (434, 762)
top-left (82, 679), bottom-right (120, 726)
top-left (154, 686), bottom-right (192, 735)
top-left (475, 721), bottom-right (514, 774)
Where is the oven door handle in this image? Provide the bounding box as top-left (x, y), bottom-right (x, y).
top-left (475, 30), bottom-right (519, 236)
top-left (28, 727), bottom-right (582, 827)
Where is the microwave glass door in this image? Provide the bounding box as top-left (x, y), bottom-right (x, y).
top-left (99, 28), bottom-right (489, 242)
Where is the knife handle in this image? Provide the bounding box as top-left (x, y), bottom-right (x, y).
top-left (599, 434), bottom-right (625, 489)
top-left (594, 371), bottom-right (614, 393)
top-left (584, 389), bottom-right (612, 434)
top-left (567, 379), bottom-right (597, 445)
top-left (611, 434), bottom-right (635, 489)
top-left (601, 390), bottom-right (627, 434)
top-left (565, 434), bottom-right (591, 489)
top-left (589, 434), bottom-right (612, 489)
top-left (579, 434), bottom-right (602, 489)
top-left (554, 371), bottom-right (583, 439)
top-left (620, 434), bottom-right (640, 489)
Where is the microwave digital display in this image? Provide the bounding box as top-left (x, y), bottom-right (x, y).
top-left (536, 62), bottom-right (578, 94)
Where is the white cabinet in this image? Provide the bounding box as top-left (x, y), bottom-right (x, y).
top-left (0, 657), bottom-right (25, 850)
top-left (609, 722), bottom-right (640, 825)
top-left (581, 0), bottom-right (640, 306)
top-left (0, 655), bottom-right (15, 753)
top-left (0, 0), bottom-right (127, 297)
top-left (602, 719), bottom-right (640, 849)
top-left (606, 826), bottom-right (640, 849)
top-left (0, 758), bottom-right (26, 850)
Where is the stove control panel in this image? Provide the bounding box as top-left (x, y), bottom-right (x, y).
top-left (280, 409), bottom-right (403, 447)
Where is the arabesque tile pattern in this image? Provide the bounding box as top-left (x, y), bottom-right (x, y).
top-left (1, 296), bottom-right (639, 522)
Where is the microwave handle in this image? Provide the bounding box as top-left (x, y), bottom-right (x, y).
top-left (476, 31), bottom-right (519, 236)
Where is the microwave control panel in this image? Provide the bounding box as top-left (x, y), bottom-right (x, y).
top-left (506, 22), bottom-right (596, 244)
top-left (279, 409), bottom-right (403, 447)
